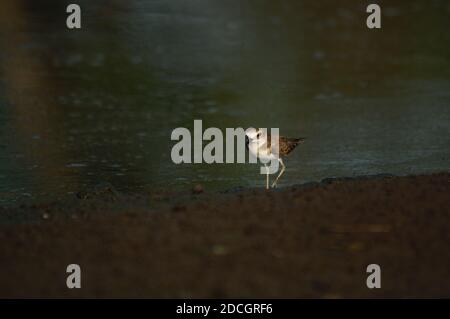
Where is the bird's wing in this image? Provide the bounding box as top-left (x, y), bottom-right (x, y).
top-left (278, 136), bottom-right (306, 156)
top-left (264, 134), bottom-right (306, 156)
top-left (266, 133), bottom-right (279, 156)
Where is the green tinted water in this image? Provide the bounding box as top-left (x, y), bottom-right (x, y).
top-left (0, 0), bottom-right (449, 205)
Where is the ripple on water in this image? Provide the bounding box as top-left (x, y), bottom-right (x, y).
top-left (66, 163), bottom-right (87, 168)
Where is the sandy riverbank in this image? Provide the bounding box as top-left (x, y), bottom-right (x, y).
top-left (0, 173), bottom-right (449, 298)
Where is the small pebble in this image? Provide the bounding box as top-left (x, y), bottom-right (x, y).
top-left (192, 184), bottom-right (204, 194)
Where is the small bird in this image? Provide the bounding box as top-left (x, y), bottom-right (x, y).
top-left (246, 128), bottom-right (305, 189)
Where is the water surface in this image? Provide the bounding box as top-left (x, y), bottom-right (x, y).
top-left (0, 0), bottom-right (449, 205)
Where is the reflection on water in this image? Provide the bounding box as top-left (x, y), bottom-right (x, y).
top-left (0, 0), bottom-right (449, 205)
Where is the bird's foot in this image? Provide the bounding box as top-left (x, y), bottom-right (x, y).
top-left (271, 182), bottom-right (277, 188)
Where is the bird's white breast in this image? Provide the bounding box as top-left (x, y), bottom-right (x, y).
top-left (248, 141), bottom-right (276, 162)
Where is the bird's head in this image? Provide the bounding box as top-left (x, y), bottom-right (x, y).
top-left (245, 127), bottom-right (264, 141)
top-left (245, 128), bottom-right (268, 148)
top-left (245, 127), bottom-right (264, 140)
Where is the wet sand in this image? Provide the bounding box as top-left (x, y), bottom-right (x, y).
top-left (0, 173), bottom-right (449, 298)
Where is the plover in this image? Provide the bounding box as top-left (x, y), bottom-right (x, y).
top-left (246, 128), bottom-right (305, 189)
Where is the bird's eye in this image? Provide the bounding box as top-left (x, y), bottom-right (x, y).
top-left (256, 133), bottom-right (261, 138)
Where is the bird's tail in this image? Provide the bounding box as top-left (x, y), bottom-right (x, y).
top-left (294, 137), bottom-right (306, 145)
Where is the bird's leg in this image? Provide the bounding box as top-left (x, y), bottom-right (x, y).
top-left (271, 158), bottom-right (285, 188)
top-left (264, 164), bottom-right (269, 190)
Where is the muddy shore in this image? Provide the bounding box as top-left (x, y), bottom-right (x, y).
top-left (0, 173), bottom-right (449, 298)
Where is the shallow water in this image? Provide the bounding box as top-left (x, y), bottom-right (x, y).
top-left (0, 0), bottom-right (449, 205)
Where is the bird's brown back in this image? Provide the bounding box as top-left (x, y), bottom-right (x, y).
top-left (267, 135), bottom-right (306, 156)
